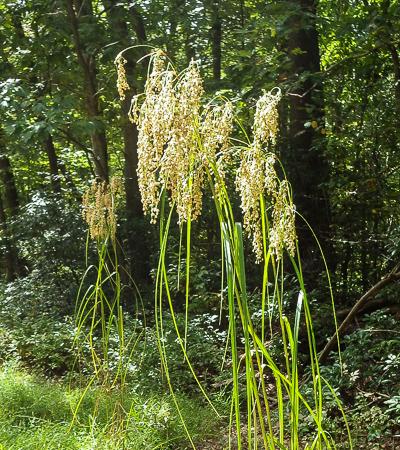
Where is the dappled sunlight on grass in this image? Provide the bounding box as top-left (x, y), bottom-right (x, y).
top-left (0, 364), bottom-right (224, 449)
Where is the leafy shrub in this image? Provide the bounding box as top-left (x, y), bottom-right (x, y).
top-left (129, 312), bottom-right (229, 393)
top-left (320, 309), bottom-right (400, 447)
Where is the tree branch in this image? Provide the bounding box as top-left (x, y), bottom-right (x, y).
top-left (319, 264), bottom-right (400, 364)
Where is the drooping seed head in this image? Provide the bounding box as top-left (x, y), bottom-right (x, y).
top-left (159, 59), bottom-right (204, 224)
top-left (115, 56), bottom-right (130, 101)
top-left (123, 52), bottom-right (296, 261)
top-left (269, 180), bottom-right (297, 258)
top-left (253, 89), bottom-right (281, 146)
top-left (82, 176), bottom-right (124, 241)
top-left (131, 52), bottom-right (176, 222)
top-left (236, 145), bottom-right (277, 261)
top-left (237, 89), bottom-right (296, 262)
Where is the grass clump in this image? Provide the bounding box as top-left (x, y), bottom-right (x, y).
top-left (69, 48), bottom-right (350, 449)
top-left (120, 49), bottom-right (351, 449)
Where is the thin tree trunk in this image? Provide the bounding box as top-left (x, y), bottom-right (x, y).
top-left (210, 0), bottom-right (222, 81)
top-left (66, 0), bottom-right (109, 182)
top-left (239, 0), bottom-right (245, 50)
top-left (380, 0), bottom-right (400, 108)
top-left (9, 12), bottom-right (64, 193)
top-left (389, 45), bottom-right (400, 109)
top-left (0, 155), bottom-right (19, 216)
top-left (340, 242), bottom-right (352, 301)
top-left (130, 5), bottom-right (147, 44)
top-left (44, 133), bottom-right (61, 193)
top-left (103, 4), bottom-right (143, 211)
top-left (167, 0), bottom-right (184, 59)
top-left (0, 195), bottom-right (20, 281)
top-left (103, 1), bottom-right (150, 284)
top-left (0, 131), bottom-right (23, 279)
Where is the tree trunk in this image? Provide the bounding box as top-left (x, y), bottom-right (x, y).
top-left (44, 133), bottom-right (61, 193)
top-left (283, 0), bottom-right (333, 274)
top-left (66, 0), bottom-right (109, 182)
top-left (340, 242), bottom-right (352, 300)
top-left (0, 155), bottom-right (19, 217)
top-left (210, 0), bottom-right (222, 81)
top-left (103, 1), bottom-right (150, 284)
top-left (0, 131), bottom-right (23, 279)
top-left (167, 0), bottom-right (184, 59)
top-left (380, 0), bottom-right (400, 108)
top-left (0, 195), bottom-right (20, 281)
top-left (9, 12), bottom-right (64, 193)
top-left (389, 45), bottom-right (400, 103)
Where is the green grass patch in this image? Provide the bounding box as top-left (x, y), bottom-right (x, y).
top-left (0, 364), bottom-right (224, 449)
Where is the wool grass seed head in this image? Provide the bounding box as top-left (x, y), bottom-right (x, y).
top-left (160, 59), bottom-right (204, 224)
top-left (125, 52), bottom-right (296, 260)
top-left (130, 52), bottom-right (212, 225)
top-left (201, 102), bottom-right (233, 158)
top-left (130, 51), bottom-right (176, 223)
top-left (269, 180), bottom-right (297, 258)
top-left (82, 176), bottom-right (124, 242)
top-left (201, 101), bottom-right (234, 192)
top-left (236, 144), bottom-right (269, 262)
top-left (115, 55), bottom-right (130, 101)
top-left (237, 89), bottom-right (296, 261)
top-left (253, 88), bottom-right (281, 146)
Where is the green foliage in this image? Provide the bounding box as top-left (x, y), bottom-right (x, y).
top-left (2, 192), bottom-right (89, 311)
top-left (136, 312), bottom-right (228, 392)
top-left (319, 309), bottom-right (400, 447)
top-left (0, 313), bottom-right (76, 375)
